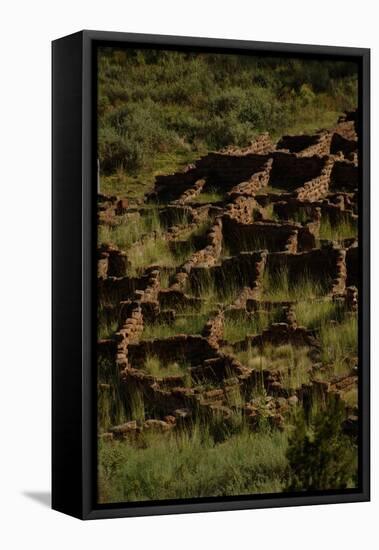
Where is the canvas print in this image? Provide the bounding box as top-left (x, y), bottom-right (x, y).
top-left (96, 47), bottom-right (360, 504)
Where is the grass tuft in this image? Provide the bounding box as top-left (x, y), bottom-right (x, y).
top-left (142, 314), bottom-right (208, 340)
top-left (319, 215), bottom-right (358, 242)
top-left (296, 300), bottom-right (345, 330)
top-left (143, 355), bottom-right (191, 380)
top-left (98, 428), bottom-right (289, 503)
top-left (319, 314), bottom-right (358, 377)
top-left (191, 188), bottom-right (225, 204)
top-left (223, 311), bottom-right (278, 343)
top-left (235, 344), bottom-right (312, 390)
top-left (262, 266), bottom-right (329, 301)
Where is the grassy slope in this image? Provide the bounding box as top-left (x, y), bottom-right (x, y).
top-left (98, 427), bottom-right (288, 503)
top-left (96, 52), bottom-right (359, 501)
top-left (98, 49), bottom-right (358, 199)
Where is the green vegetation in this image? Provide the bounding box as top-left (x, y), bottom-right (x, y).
top-left (158, 269), bottom-right (172, 289)
top-left (96, 50), bottom-right (359, 503)
top-left (296, 300), bottom-right (345, 330)
top-left (319, 215), bottom-right (358, 241)
top-left (286, 397), bottom-right (358, 491)
top-left (179, 219), bottom-right (212, 240)
top-left (97, 318), bottom-right (118, 340)
top-left (142, 314), bottom-right (208, 340)
top-left (191, 189), bottom-right (225, 204)
top-left (128, 387), bottom-right (145, 423)
top-left (262, 204), bottom-right (279, 220)
top-left (97, 356), bottom-right (127, 431)
top-left (98, 208), bottom-right (209, 276)
top-left (223, 311), bottom-right (278, 343)
top-left (98, 48), bottom-right (357, 196)
top-left (319, 314), bottom-right (358, 377)
top-left (98, 427), bottom-right (289, 503)
top-left (98, 208), bottom-right (162, 250)
top-left (169, 220), bottom-right (213, 260)
top-left (127, 235), bottom-right (190, 275)
top-left (264, 185), bottom-right (287, 195)
top-left (286, 208), bottom-right (312, 224)
top-left (192, 273), bottom-right (240, 305)
top-left (143, 355), bottom-right (191, 381)
top-left (235, 344), bottom-right (312, 390)
top-left (343, 387), bottom-right (358, 409)
top-left (262, 266), bottom-right (329, 301)
top-left (236, 232), bottom-right (280, 253)
top-left (99, 149), bottom-right (205, 198)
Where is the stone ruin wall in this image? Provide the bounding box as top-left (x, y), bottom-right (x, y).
top-left (97, 112), bottom-right (360, 439)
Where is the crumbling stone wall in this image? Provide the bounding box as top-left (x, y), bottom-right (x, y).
top-left (236, 322), bottom-right (319, 349)
top-left (276, 131), bottom-right (332, 157)
top-left (294, 156), bottom-right (334, 201)
top-left (181, 218), bottom-right (223, 270)
top-left (222, 217), bottom-right (318, 254)
top-left (273, 199), bottom-right (321, 222)
top-left (222, 217), bottom-right (299, 254)
top-left (330, 133), bottom-right (357, 157)
top-left (202, 310), bottom-right (224, 347)
top-left (345, 286), bottom-right (358, 312)
top-left (157, 205), bottom-right (196, 227)
top-left (269, 153), bottom-right (327, 191)
top-left (227, 159), bottom-right (273, 199)
top-left (98, 275), bottom-right (148, 307)
top-left (98, 244), bottom-right (129, 279)
top-left (128, 335), bottom-right (219, 367)
top-left (331, 159), bottom-right (359, 192)
top-left (266, 246), bottom-right (347, 295)
top-left (196, 153), bottom-right (271, 192)
top-left (224, 196), bottom-right (264, 224)
top-left (190, 250), bottom-right (267, 296)
top-left (151, 166), bottom-right (200, 203)
top-left (173, 178), bottom-right (206, 205)
top-left (98, 110), bottom-right (359, 438)
top-left (115, 305), bottom-right (144, 370)
top-left (222, 133), bottom-right (274, 155)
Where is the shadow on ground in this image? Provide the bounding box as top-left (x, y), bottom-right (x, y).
top-left (23, 491), bottom-right (51, 508)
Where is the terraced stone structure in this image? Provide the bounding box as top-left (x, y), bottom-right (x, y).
top-left (97, 111), bottom-right (359, 442)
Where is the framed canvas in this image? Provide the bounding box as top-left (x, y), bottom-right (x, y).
top-left (52, 30), bottom-right (370, 520)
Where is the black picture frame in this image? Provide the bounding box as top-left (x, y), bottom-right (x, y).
top-left (52, 30), bottom-right (370, 520)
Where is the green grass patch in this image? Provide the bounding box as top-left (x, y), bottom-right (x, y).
top-left (158, 269), bottom-right (172, 289)
top-left (343, 387), bottom-right (358, 408)
top-left (262, 204), bottom-right (278, 221)
top-left (98, 48), bottom-right (357, 194)
top-left (100, 148), bottom-right (207, 199)
top-left (98, 318), bottom-right (118, 340)
top-left (179, 219), bottom-right (212, 240)
top-left (143, 355), bottom-right (191, 380)
top-left (191, 188), bottom-right (225, 204)
top-left (97, 356), bottom-right (127, 432)
top-left (286, 397), bottom-right (358, 491)
top-left (101, 210), bottom-right (206, 275)
top-left (98, 427), bottom-right (289, 503)
top-left (142, 313), bottom-right (208, 340)
top-left (127, 234), bottom-right (195, 275)
top-left (287, 208), bottom-right (313, 224)
top-left (191, 269), bottom-right (243, 306)
top-left (319, 314), bottom-right (358, 377)
top-left (296, 300), bottom-right (345, 330)
top-left (235, 344), bottom-right (312, 390)
top-left (262, 266), bottom-right (329, 301)
top-left (319, 215), bottom-right (358, 241)
top-left (98, 208), bottom-right (162, 250)
top-left (223, 311), bottom-right (278, 343)
top-left (264, 185), bottom-right (287, 195)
